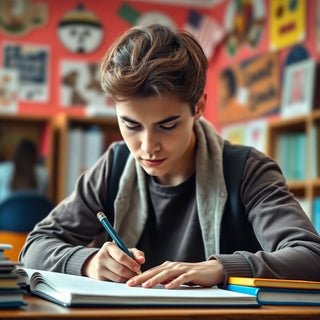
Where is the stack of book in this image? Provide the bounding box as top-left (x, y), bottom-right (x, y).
top-left (0, 244), bottom-right (26, 308)
top-left (226, 277), bottom-right (320, 305)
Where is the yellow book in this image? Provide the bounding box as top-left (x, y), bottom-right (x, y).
top-left (228, 277), bottom-right (320, 290)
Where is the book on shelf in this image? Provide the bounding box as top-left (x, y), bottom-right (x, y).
top-left (13, 268), bottom-right (259, 308)
top-left (226, 277), bottom-right (320, 306)
top-left (276, 133), bottom-right (306, 181)
top-left (313, 197), bottom-right (320, 234)
top-left (310, 124), bottom-right (320, 179)
top-left (83, 125), bottom-right (104, 171)
top-left (66, 127), bottom-right (83, 196)
top-left (296, 198), bottom-right (312, 221)
top-left (66, 126), bottom-right (104, 196)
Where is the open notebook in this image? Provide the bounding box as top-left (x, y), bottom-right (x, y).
top-left (14, 268), bottom-right (259, 307)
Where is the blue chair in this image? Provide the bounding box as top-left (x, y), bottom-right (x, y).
top-left (0, 191), bottom-right (54, 260)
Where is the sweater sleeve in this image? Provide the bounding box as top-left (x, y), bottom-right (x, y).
top-left (215, 148), bottom-right (320, 285)
top-left (19, 143), bottom-right (118, 275)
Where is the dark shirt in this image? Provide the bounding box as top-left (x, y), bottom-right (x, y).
top-left (137, 173), bottom-right (205, 271)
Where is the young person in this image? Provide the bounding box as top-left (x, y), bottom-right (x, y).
top-left (0, 139), bottom-right (48, 204)
top-left (20, 24), bottom-right (320, 289)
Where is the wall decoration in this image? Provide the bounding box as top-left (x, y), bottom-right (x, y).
top-left (221, 122), bottom-right (247, 145)
top-left (2, 43), bottom-right (49, 102)
top-left (0, 68), bottom-right (19, 114)
top-left (118, 3), bottom-right (176, 28)
top-left (223, 0), bottom-right (265, 56)
top-left (221, 118), bottom-right (267, 152)
top-left (61, 61), bottom-right (115, 116)
top-left (217, 52), bottom-right (280, 124)
top-left (0, 0), bottom-right (47, 36)
top-left (184, 10), bottom-right (224, 60)
top-left (58, 3), bottom-right (104, 54)
top-left (284, 45), bottom-right (309, 66)
top-left (245, 118), bottom-right (267, 152)
top-left (270, 0), bottom-right (306, 51)
top-left (281, 59), bottom-right (316, 118)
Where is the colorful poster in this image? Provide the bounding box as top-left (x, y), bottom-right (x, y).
top-left (58, 3), bottom-right (104, 54)
top-left (281, 59), bottom-right (316, 118)
top-left (2, 43), bottom-right (49, 102)
top-left (61, 61), bottom-right (111, 113)
top-left (0, 68), bottom-right (19, 114)
top-left (0, 0), bottom-right (47, 36)
top-left (221, 123), bottom-right (247, 145)
top-left (245, 119), bottom-right (267, 153)
top-left (217, 52), bottom-right (280, 124)
top-left (223, 0), bottom-right (265, 56)
top-left (270, 0), bottom-right (306, 51)
top-left (221, 118), bottom-right (267, 152)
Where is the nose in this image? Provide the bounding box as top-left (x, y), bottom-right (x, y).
top-left (140, 130), bottom-right (159, 155)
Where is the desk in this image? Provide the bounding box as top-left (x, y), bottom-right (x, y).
top-left (1, 295), bottom-right (320, 320)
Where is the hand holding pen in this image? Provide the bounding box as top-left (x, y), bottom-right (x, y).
top-left (96, 211), bottom-right (142, 275)
top-left (82, 212), bottom-right (144, 282)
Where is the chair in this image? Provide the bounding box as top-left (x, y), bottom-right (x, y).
top-left (0, 191), bottom-right (54, 261)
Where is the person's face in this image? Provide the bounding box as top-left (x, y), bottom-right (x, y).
top-left (116, 94), bottom-right (205, 185)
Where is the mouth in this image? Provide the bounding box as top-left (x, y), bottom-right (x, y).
top-left (141, 158), bottom-right (166, 167)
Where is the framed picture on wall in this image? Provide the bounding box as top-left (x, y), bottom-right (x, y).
top-left (281, 59), bottom-right (316, 118)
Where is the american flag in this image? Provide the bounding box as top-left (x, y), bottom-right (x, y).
top-left (184, 10), bottom-right (224, 60)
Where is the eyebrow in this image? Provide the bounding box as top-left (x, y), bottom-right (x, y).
top-left (120, 115), bottom-right (181, 125)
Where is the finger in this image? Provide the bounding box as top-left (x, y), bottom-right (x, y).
top-left (97, 264), bottom-right (130, 283)
top-left (127, 265), bottom-right (164, 287)
top-left (130, 248), bottom-right (145, 265)
top-left (141, 269), bottom-right (177, 288)
top-left (104, 243), bottom-right (140, 276)
top-left (164, 273), bottom-right (193, 289)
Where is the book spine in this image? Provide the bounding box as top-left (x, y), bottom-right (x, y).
top-left (83, 126), bottom-right (104, 171)
top-left (66, 128), bottom-right (84, 196)
top-left (313, 197), bottom-right (320, 234)
top-left (293, 133), bottom-right (306, 180)
top-left (225, 284), bottom-right (259, 296)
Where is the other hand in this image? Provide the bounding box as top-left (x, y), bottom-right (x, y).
top-left (82, 242), bottom-right (145, 282)
top-left (126, 259), bottom-right (225, 289)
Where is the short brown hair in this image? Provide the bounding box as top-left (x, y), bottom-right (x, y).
top-left (100, 24), bottom-right (208, 115)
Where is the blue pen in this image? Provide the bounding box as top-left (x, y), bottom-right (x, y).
top-left (96, 211), bottom-right (134, 259)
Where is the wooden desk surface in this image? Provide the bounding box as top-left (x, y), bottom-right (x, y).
top-left (1, 295), bottom-right (320, 320)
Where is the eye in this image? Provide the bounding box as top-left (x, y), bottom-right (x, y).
top-left (160, 123), bottom-right (177, 131)
top-left (125, 123), bottom-right (141, 130)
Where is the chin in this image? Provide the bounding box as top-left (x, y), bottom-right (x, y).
top-left (141, 165), bottom-right (163, 177)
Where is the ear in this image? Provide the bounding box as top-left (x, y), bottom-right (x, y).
top-left (194, 91), bottom-right (207, 120)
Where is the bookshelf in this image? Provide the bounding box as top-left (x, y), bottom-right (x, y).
top-left (267, 110), bottom-right (320, 226)
top-left (0, 114), bottom-right (54, 201)
top-left (51, 113), bottom-right (121, 203)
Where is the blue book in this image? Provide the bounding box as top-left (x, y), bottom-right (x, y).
top-left (225, 284), bottom-right (320, 306)
top-left (293, 133), bottom-right (306, 180)
top-left (313, 197), bottom-right (320, 234)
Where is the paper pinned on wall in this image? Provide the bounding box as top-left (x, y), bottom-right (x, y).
top-left (0, 68), bottom-right (19, 114)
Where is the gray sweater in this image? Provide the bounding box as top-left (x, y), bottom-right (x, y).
top-left (20, 118), bottom-right (320, 285)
